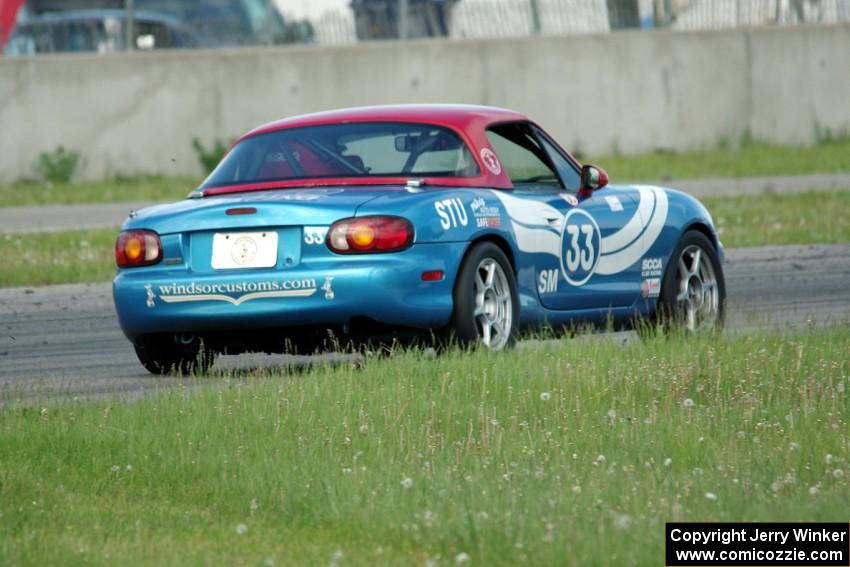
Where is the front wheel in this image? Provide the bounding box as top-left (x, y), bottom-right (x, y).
top-left (447, 242), bottom-right (519, 350)
top-left (133, 334), bottom-right (217, 375)
top-left (657, 230), bottom-right (726, 332)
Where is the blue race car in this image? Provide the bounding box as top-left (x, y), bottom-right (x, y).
top-left (113, 105), bottom-right (726, 374)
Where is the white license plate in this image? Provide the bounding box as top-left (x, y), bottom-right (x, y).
top-left (211, 231), bottom-right (278, 270)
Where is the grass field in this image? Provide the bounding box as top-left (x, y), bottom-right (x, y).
top-left (702, 190), bottom-right (850, 248)
top-left (1, 328), bottom-right (848, 566)
top-left (0, 229), bottom-right (117, 287)
top-left (589, 138), bottom-right (850, 182)
top-left (2, 139), bottom-right (849, 207)
top-left (0, 176), bottom-right (199, 208)
top-left (2, 189), bottom-right (848, 288)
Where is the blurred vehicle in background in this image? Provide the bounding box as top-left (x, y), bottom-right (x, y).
top-left (2, 0), bottom-right (313, 54)
top-left (352, 0), bottom-right (459, 40)
top-left (4, 9), bottom-right (198, 54)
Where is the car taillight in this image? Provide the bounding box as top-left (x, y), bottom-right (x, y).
top-left (327, 216), bottom-right (414, 254)
top-left (115, 230), bottom-right (162, 268)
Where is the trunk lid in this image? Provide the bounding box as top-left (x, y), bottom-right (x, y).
top-left (123, 186), bottom-right (394, 234)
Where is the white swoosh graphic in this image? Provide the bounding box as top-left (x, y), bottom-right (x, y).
top-left (159, 288), bottom-right (316, 306)
top-left (599, 187), bottom-right (655, 254)
top-left (494, 186), bottom-right (670, 279)
top-left (597, 186), bottom-right (668, 275)
top-left (511, 221), bottom-right (561, 255)
top-left (492, 190), bottom-right (563, 227)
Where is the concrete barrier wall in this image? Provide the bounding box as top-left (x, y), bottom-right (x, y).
top-left (1, 24), bottom-right (848, 182)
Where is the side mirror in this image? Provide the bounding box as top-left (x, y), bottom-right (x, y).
top-left (580, 164), bottom-right (609, 192)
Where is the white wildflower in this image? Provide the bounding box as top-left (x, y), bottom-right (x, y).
top-left (401, 477), bottom-right (414, 489)
top-left (455, 552), bottom-right (470, 564)
top-left (809, 485), bottom-right (819, 495)
top-left (705, 492), bottom-right (718, 501)
top-left (683, 398), bottom-right (695, 408)
top-left (235, 523), bottom-right (248, 535)
top-left (539, 392), bottom-right (551, 401)
top-left (833, 469), bottom-right (845, 479)
top-left (825, 454), bottom-right (835, 465)
top-left (607, 409), bottom-right (617, 419)
top-left (614, 513), bottom-right (631, 529)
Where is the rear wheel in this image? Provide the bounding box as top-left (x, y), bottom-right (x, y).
top-left (657, 230), bottom-right (726, 332)
top-left (133, 334), bottom-right (217, 375)
top-left (447, 242), bottom-right (519, 350)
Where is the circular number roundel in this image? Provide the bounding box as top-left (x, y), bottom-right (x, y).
top-left (480, 148), bottom-right (502, 175)
top-left (559, 209), bottom-right (601, 286)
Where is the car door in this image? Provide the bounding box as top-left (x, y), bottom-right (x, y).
top-left (486, 123), bottom-right (644, 312)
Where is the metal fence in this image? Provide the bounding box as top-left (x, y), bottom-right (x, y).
top-left (284, 0), bottom-right (850, 45)
top-left (6, 0), bottom-right (850, 55)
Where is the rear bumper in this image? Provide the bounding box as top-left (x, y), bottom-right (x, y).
top-left (113, 242), bottom-right (465, 339)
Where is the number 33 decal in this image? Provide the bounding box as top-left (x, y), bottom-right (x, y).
top-left (560, 209), bottom-right (601, 286)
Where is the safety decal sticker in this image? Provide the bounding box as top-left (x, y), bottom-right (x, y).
top-left (562, 194), bottom-right (579, 207)
top-left (480, 148), bottom-right (503, 175)
top-left (605, 195), bottom-right (624, 212)
top-left (470, 197), bottom-right (501, 228)
top-left (642, 278), bottom-right (662, 298)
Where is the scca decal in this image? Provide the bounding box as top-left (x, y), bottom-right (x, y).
top-left (435, 198), bottom-right (468, 230)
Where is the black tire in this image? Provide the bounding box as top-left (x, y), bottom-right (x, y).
top-left (655, 230), bottom-right (726, 333)
top-left (133, 334), bottom-right (217, 375)
top-left (446, 242), bottom-right (519, 350)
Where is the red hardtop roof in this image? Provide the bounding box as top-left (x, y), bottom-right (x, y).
top-left (245, 104), bottom-right (529, 137)
top-left (200, 105), bottom-right (535, 197)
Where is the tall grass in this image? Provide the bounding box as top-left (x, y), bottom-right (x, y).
top-left (1, 328), bottom-right (848, 566)
top-left (591, 138), bottom-right (850, 182)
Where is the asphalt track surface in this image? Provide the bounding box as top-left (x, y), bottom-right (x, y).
top-left (1, 243), bottom-right (849, 405)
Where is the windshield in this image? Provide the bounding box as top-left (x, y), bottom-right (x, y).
top-left (201, 122), bottom-right (480, 189)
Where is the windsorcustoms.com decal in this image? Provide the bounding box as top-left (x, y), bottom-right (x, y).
top-left (144, 277), bottom-right (335, 308)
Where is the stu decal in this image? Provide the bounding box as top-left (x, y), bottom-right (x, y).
top-left (435, 198), bottom-right (468, 230)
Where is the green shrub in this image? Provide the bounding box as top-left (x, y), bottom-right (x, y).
top-left (37, 146), bottom-right (81, 183)
top-left (191, 137), bottom-right (232, 173)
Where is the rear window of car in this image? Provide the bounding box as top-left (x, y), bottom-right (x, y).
top-left (201, 122), bottom-right (480, 188)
